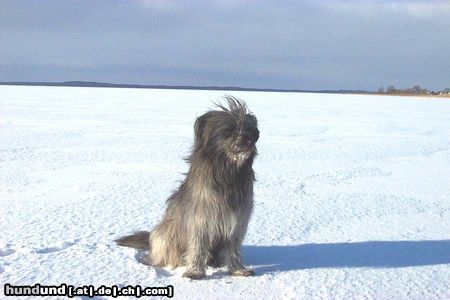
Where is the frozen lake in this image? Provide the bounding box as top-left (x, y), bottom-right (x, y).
top-left (1, 85), bottom-right (449, 299)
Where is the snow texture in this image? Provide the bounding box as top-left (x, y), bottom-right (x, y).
top-left (1, 86), bottom-right (450, 299)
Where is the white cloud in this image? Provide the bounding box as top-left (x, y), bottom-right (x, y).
top-left (319, 0), bottom-right (450, 18)
top-left (387, 1), bottom-right (450, 18)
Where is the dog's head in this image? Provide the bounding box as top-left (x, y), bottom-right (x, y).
top-left (193, 96), bottom-right (259, 167)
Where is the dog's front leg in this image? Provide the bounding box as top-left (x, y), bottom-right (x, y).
top-left (225, 239), bottom-right (255, 276)
top-left (183, 233), bottom-right (207, 279)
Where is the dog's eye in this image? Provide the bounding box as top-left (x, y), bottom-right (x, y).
top-left (222, 128), bottom-right (234, 137)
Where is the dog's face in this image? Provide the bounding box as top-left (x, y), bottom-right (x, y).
top-left (193, 97), bottom-right (259, 167)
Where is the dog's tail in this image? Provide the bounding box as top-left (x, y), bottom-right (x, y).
top-left (115, 231), bottom-right (150, 250)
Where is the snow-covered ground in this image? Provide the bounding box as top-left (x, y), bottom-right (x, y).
top-left (1, 85), bottom-right (449, 299)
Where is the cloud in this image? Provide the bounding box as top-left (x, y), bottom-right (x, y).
top-left (0, 0), bottom-right (449, 90)
top-left (318, 0), bottom-right (450, 18)
top-left (385, 1), bottom-right (450, 18)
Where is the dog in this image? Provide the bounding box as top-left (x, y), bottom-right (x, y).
top-left (115, 96), bottom-right (259, 279)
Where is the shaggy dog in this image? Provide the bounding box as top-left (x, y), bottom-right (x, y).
top-left (116, 96), bottom-right (259, 279)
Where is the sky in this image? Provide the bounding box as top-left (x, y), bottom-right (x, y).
top-left (1, 0), bottom-right (449, 91)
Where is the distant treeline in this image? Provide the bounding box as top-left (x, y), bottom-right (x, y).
top-left (377, 85), bottom-right (450, 96)
top-left (1, 81), bottom-right (449, 96)
top-left (0, 81), bottom-right (372, 94)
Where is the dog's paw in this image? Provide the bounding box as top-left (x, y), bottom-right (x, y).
top-left (230, 268), bottom-right (255, 277)
top-left (183, 269), bottom-right (206, 280)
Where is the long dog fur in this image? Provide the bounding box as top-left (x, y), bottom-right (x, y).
top-left (116, 96), bottom-right (259, 279)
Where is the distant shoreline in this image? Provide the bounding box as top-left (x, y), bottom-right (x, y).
top-left (367, 93), bottom-right (450, 99)
top-left (0, 81), bottom-right (371, 95)
top-left (1, 81), bottom-right (448, 98)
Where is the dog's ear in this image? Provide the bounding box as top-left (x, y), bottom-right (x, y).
top-left (193, 114), bottom-right (208, 148)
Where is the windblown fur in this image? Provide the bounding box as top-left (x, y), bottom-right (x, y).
top-left (115, 96), bottom-right (259, 279)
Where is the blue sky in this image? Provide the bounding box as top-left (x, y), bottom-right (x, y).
top-left (1, 0), bottom-right (449, 90)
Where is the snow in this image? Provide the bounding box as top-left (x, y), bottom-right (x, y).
top-left (1, 85), bottom-right (449, 299)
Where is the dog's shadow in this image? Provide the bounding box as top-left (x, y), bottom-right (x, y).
top-left (243, 240), bottom-right (450, 274)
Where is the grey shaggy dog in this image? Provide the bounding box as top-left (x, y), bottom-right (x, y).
top-left (115, 96), bottom-right (259, 279)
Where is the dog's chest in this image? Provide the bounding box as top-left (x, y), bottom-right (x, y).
top-left (213, 189), bottom-right (253, 239)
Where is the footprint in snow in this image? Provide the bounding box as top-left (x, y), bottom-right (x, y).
top-left (0, 247), bottom-right (16, 257)
top-left (155, 267), bottom-right (174, 277)
top-left (135, 250), bottom-right (173, 277)
top-left (305, 166), bottom-right (391, 186)
top-left (134, 250), bottom-right (232, 278)
top-left (135, 250), bottom-right (151, 265)
top-left (34, 239), bottom-right (79, 254)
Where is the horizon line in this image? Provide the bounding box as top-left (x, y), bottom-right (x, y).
top-left (0, 80), bottom-right (373, 95)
